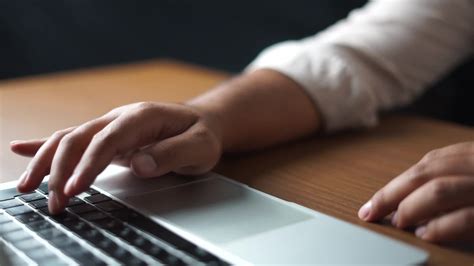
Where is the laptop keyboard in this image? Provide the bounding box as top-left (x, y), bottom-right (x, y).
top-left (0, 183), bottom-right (230, 265)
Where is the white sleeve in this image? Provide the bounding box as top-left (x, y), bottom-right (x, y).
top-left (247, 0), bottom-right (474, 131)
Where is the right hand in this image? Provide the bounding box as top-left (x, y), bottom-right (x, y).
top-left (10, 102), bottom-right (223, 214)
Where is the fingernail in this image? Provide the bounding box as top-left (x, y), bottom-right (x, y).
top-left (48, 191), bottom-right (61, 214)
top-left (358, 200), bottom-right (372, 220)
top-left (10, 140), bottom-right (23, 145)
top-left (132, 153), bottom-right (157, 176)
top-left (391, 212), bottom-right (398, 227)
top-left (415, 226), bottom-right (427, 239)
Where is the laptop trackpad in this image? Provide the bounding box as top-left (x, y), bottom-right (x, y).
top-left (124, 177), bottom-right (313, 244)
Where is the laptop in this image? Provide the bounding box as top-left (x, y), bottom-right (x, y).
top-left (0, 164), bottom-right (427, 265)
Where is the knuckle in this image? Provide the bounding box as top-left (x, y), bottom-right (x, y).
top-left (429, 179), bottom-right (451, 202)
top-left (460, 209), bottom-right (474, 229)
top-left (192, 126), bottom-right (212, 140)
top-left (51, 129), bottom-right (69, 139)
top-left (129, 102), bottom-right (157, 119)
top-left (421, 149), bottom-right (441, 163)
top-left (407, 162), bottom-right (430, 186)
top-left (193, 126), bottom-right (221, 153)
top-left (134, 101), bottom-right (155, 111)
top-left (59, 133), bottom-right (79, 149)
top-left (92, 127), bottom-right (117, 146)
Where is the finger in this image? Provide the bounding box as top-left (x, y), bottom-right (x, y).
top-left (130, 124), bottom-right (220, 178)
top-left (10, 139), bottom-right (47, 157)
top-left (419, 142), bottom-right (474, 163)
top-left (395, 176), bottom-right (474, 228)
top-left (416, 207), bottom-right (474, 243)
top-left (359, 155), bottom-right (474, 222)
top-left (17, 127), bottom-right (75, 193)
top-left (62, 108), bottom-right (165, 196)
top-left (47, 117), bottom-right (114, 214)
top-left (63, 104), bottom-right (198, 196)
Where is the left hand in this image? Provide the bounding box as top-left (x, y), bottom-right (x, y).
top-left (358, 142), bottom-right (474, 244)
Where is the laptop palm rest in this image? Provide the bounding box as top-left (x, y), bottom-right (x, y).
top-left (95, 166), bottom-right (427, 264)
top-left (123, 177), bottom-right (313, 244)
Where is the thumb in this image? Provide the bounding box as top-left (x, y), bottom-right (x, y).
top-left (130, 127), bottom-right (220, 178)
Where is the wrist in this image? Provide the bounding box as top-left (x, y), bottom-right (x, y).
top-left (185, 100), bottom-right (226, 154)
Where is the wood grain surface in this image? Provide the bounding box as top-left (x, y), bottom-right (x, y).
top-left (1, 60), bottom-right (473, 265)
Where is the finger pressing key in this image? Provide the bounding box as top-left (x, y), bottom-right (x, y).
top-left (17, 127), bottom-right (75, 193)
top-left (47, 117), bottom-right (114, 214)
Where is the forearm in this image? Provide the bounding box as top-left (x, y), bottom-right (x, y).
top-left (187, 69), bottom-right (321, 152)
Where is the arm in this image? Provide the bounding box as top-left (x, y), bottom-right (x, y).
top-left (11, 69), bottom-right (320, 214)
top-left (11, 0), bottom-right (474, 244)
top-left (249, 0), bottom-right (474, 131)
top-left (188, 69), bottom-right (320, 152)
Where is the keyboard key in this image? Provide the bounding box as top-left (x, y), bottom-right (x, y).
top-left (0, 198), bottom-right (23, 209)
top-left (29, 198), bottom-right (48, 209)
top-left (38, 227), bottom-right (67, 240)
top-left (15, 212), bottom-right (44, 224)
top-left (13, 237), bottom-right (43, 251)
top-left (63, 220), bottom-right (92, 233)
top-left (37, 183), bottom-right (49, 194)
top-left (74, 254), bottom-right (107, 266)
top-left (19, 192), bottom-right (45, 202)
top-left (37, 206), bottom-right (52, 216)
top-left (85, 188), bottom-right (100, 195)
top-left (94, 217), bottom-right (123, 230)
top-left (84, 194), bottom-right (110, 204)
top-left (36, 256), bottom-right (68, 266)
top-left (78, 211), bottom-right (109, 222)
top-left (27, 220), bottom-right (53, 231)
top-left (78, 228), bottom-right (104, 243)
top-left (95, 236), bottom-right (118, 254)
top-left (120, 255), bottom-right (148, 266)
top-left (5, 205), bottom-right (34, 216)
top-left (3, 246), bottom-right (31, 265)
top-left (2, 229), bottom-right (32, 242)
top-left (126, 213), bottom-right (191, 249)
top-left (130, 235), bottom-right (153, 250)
top-left (68, 203), bottom-right (96, 214)
top-left (0, 213), bottom-right (11, 224)
top-left (0, 187), bottom-right (22, 201)
top-left (0, 221), bottom-right (22, 233)
top-left (49, 234), bottom-right (77, 247)
top-left (114, 226), bottom-right (140, 243)
top-left (143, 244), bottom-right (170, 260)
top-left (25, 246), bottom-right (64, 265)
top-left (50, 212), bottom-right (78, 224)
top-left (162, 254), bottom-right (186, 266)
top-left (95, 200), bottom-right (125, 212)
top-left (61, 243), bottom-right (96, 263)
top-left (66, 197), bottom-right (84, 207)
top-left (111, 246), bottom-right (147, 265)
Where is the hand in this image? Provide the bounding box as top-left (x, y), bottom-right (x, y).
top-left (11, 102), bottom-right (223, 214)
top-left (358, 142), bottom-right (474, 244)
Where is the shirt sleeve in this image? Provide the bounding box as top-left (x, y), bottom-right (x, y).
top-left (246, 0), bottom-right (474, 131)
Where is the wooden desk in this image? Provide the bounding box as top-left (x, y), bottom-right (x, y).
top-left (1, 60), bottom-right (473, 265)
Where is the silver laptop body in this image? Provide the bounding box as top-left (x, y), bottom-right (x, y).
top-left (0, 165), bottom-right (427, 265)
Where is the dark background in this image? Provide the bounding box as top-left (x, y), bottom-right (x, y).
top-left (0, 1), bottom-right (472, 125)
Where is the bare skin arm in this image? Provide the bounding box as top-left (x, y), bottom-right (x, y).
top-left (11, 69), bottom-right (320, 215)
